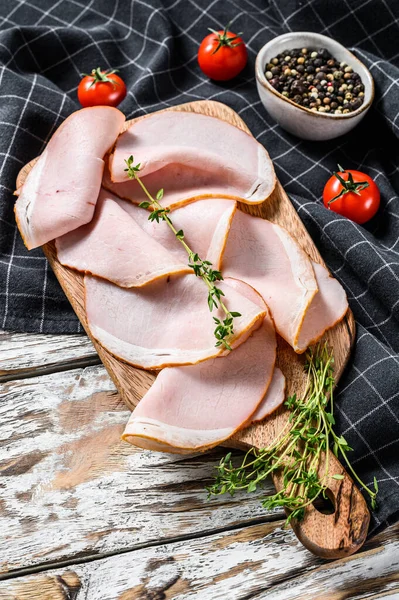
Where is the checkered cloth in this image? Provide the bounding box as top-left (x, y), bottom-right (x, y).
top-left (0, 0), bottom-right (398, 535)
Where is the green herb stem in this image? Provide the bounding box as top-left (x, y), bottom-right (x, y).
top-left (124, 155), bottom-right (241, 350)
top-left (133, 174), bottom-right (193, 254)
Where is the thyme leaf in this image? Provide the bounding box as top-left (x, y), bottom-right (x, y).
top-left (124, 155), bottom-right (241, 350)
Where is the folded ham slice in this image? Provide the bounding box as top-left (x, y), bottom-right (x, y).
top-left (114, 197), bottom-right (236, 270)
top-left (55, 190), bottom-right (190, 287)
top-left (297, 261), bottom-right (348, 351)
top-left (15, 107), bottom-right (125, 249)
top-left (250, 368), bottom-right (286, 423)
top-left (103, 162), bottom-right (239, 211)
top-left (222, 210), bottom-right (319, 352)
top-left (85, 275), bottom-right (267, 369)
top-left (108, 111), bottom-right (276, 207)
top-left (122, 308), bottom-right (276, 453)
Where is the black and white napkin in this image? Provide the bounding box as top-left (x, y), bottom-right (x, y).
top-left (0, 0), bottom-right (398, 534)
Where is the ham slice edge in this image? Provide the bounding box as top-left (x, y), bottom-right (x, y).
top-left (250, 367), bottom-right (286, 423)
top-left (84, 275), bottom-right (267, 370)
top-left (15, 106), bottom-right (125, 250)
top-left (222, 210), bottom-right (318, 351)
top-left (55, 189), bottom-right (190, 287)
top-left (221, 210), bottom-right (348, 353)
top-left (108, 111), bottom-right (276, 206)
top-left (122, 303), bottom-right (276, 452)
top-left (113, 196), bottom-right (237, 271)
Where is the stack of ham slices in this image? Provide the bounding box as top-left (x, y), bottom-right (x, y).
top-left (15, 107), bottom-right (348, 454)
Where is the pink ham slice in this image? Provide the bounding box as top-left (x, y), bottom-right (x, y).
top-left (15, 107), bottom-right (125, 250)
top-left (122, 308), bottom-right (276, 453)
top-left (84, 275), bottom-right (267, 369)
top-left (298, 262), bottom-right (348, 350)
top-left (55, 190), bottom-right (190, 287)
top-left (114, 197), bottom-right (236, 270)
top-left (222, 210), bottom-right (319, 352)
top-left (108, 111), bottom-right (276, 207)
top-left (250, 368), bottom-right (286, 423)
top-left (103, 162), bottom-right (241, 211)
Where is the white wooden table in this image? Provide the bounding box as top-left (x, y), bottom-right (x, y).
top-left (0, 330), bottom-right (398, 599)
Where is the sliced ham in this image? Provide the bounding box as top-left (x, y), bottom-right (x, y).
top-left (15, 107), bottom-right (125, 249)
top-left (222, 210), bottom-right (318, 352)
top-left (55, 189), bottom-right (190, 287)
top-left (122, 308), bottom-right (276, 453)
top-left (222, 210), bottom-right (348, 352)
top-left (114, 197), bottom-right (236, 270)
top-left (250, 368), bottom-right (286, 423)
top-left (297, 262), bottom-right (349, 351)
top-left (84, 275), bottom-right (267, 369)
top-left (108, 111), bottom-right (276, 207)
top-left (103, 162), bottom-right (241, 211)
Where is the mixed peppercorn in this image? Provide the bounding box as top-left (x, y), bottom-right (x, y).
top-left (265, 47), bottom-right (365, 114)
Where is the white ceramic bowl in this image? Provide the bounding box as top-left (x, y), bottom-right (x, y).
top-left (255, 32), bottom-right (374, 141)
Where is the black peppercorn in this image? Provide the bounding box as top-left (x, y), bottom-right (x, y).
top-left (350, 98), bottom-right (362, 110)
top-left (291, 79), bottom-right (307, 95)
top-left (264, 47), bottom-right (364, 113)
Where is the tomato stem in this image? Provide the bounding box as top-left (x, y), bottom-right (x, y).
top-left (81, 67), bottom-right (120, 88)
top-left (328, 165), bottom-right (370, 205)
top-left (208, 21), bottom-right (243, 54)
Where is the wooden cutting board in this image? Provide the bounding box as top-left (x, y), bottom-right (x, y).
top-left (17, 100), bottom-right (369, 560)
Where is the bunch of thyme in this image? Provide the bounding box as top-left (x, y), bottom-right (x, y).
top-left (207, 343), bottom-right (378, 525)
top-left (124, 155), bottom-right (241, 350)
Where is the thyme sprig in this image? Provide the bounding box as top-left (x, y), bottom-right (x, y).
top-left (124, 155), bottom-right (241, 350)
top-left (207, 343), bottom-right (378, 525)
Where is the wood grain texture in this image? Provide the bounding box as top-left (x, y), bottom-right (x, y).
top-left (0, 365), bottom-right (281, 574)
top-left (0, 330), bottom-right (97, 380)
top-left (0, 520), bottom-right (398, 600)
top-left (16, 100), bottom-right (366, 558)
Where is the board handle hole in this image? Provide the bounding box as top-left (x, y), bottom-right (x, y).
top-left (313, 488), bottom-right (336, 515)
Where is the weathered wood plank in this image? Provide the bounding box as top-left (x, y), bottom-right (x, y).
top-left (0, 365), bottom-right (281, 574)
top-left (0, 521), bottom-right (398, 600)
top-left (0, 331), bottom-right (97, 379)
top-left (365, 593), bottom-right (399, 600)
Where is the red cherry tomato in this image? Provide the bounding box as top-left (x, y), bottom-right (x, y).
top-left (77, 68), bottom-right (127, 108)
top-left (198, 23), bottom-right (247, 81)
top-left (323, 166), bottom-right (380, 225)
